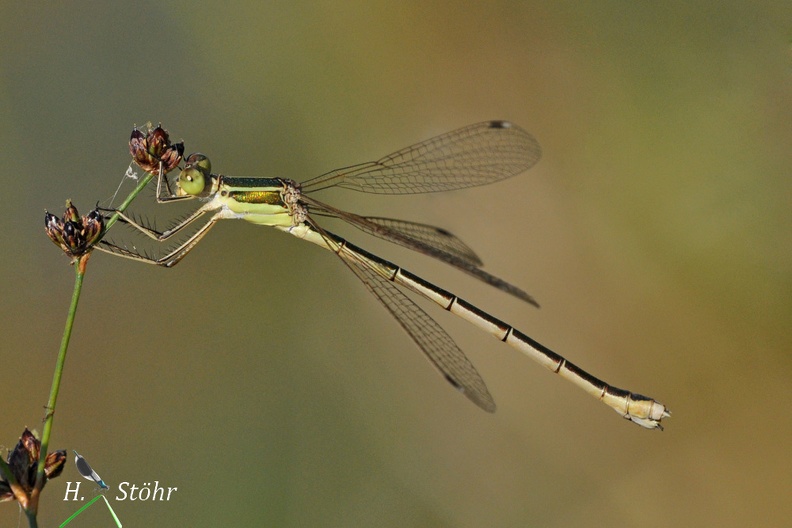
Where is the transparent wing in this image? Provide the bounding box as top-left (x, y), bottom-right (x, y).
top-left (361, 216), bottom-right (483, 266)
top-left (304, 194), bottom-right (481, 264)
top-left (316, 223), bottom-right (496, 412)
top-left (304, 195), bottom-right (539, 306)
top-left (300, 121), bottom-right (541, 195)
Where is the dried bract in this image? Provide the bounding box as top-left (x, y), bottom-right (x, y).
top-left (129, 124), bottom-right (184, 174)
top-left (0, 428), bottom-right (66, 503)
top-left (45, 201), bottom-right (105, 259)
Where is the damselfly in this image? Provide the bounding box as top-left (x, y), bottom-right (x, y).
top-left (99, 121), bottom-right (669, 429)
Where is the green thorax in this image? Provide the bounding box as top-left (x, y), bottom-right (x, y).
top-left (215, 176), bottom-right (294, 227)
top-left (219, 177), bottom-right (285, 204)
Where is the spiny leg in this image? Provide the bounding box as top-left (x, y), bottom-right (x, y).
top-left (99, 204), bottom-right (212, 242)
top-left (154, 160), bottom-right (194, 204)
top-left (97, 213), bottom-right (221, 267)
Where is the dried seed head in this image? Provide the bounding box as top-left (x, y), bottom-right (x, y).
top-left (44, 202), bottom-right (106, 260)
top-left (0, 428), bottom-right (66, 502)
top-left (129, 123), bottom-right (184, 174)
top-left (82, 209), bottom-right (105, 246)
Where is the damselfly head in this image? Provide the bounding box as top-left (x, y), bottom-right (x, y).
top-left (177, 153), bottom-right (213, 196)
top-left (185, 153), bottom-right (212, 176)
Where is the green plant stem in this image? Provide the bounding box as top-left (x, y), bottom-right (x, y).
top-left (26, 169), bottom-right (156, 524)
top-left (26, 508), bottom-right (38, 528)
top-left (29, 253), bottom-right (90, 518)
top-left (102, 171), bottom-right (156, 232)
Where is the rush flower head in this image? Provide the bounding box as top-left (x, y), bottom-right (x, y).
top-left (0, 428), bottom-right (66, 503)
top-left (44, 201), bottom-right (104, 259)
top-left (129, 123), bottom-right (184, 174)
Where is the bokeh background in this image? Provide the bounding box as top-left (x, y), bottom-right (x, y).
top-left (2, 2), bottom-right (790, 526)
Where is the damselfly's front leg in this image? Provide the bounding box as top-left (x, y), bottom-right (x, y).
top-left (100, 202), bottom-right (214, 242)
top-left (95, 211), bottom-right (222, 268)
top-left (154, 160), bottom-right (196, 204)
top-left (102, 155), bottom-right (219, 241)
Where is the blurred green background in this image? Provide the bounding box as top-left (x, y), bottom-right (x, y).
top-left (2, 2), bottom-right (790, 526)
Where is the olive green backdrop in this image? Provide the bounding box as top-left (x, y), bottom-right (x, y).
top-left (1, 2), bottom-right (790, 526)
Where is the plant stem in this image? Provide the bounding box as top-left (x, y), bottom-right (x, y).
top-left (29, 253), bottom-right (90, 517)
top-left (26, 168), bottom-right (156, 522)
top-left (102, 171), bottom-right (156, 232)
top-left (26, 509), bottom-right (38, 528)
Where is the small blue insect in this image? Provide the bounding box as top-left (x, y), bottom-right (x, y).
top-left (73, 450), bottom-right (109, 490)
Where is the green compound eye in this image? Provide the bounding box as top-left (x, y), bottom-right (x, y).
top-left (178, 153), bottom-right (212, 195)
top-left (185, 153), bottom-right (211, 176)
top-left (178, 166), bottom-right (206, 195)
